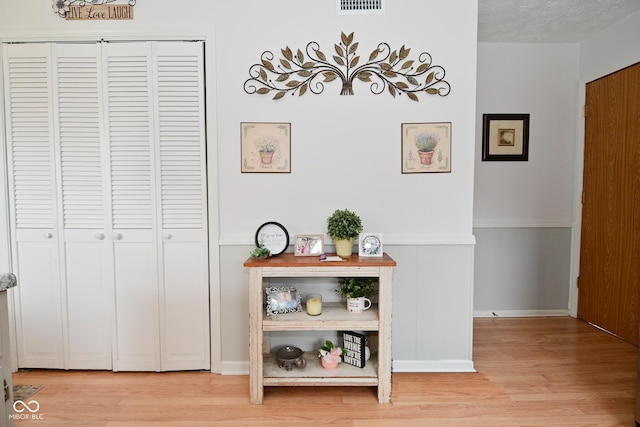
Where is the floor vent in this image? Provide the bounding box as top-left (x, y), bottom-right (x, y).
top-left (337, 0), bottom-right (385, 15)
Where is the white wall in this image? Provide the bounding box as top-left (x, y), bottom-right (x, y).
top-left (212, 0), bottom-right (479, 373)
top-left (214, 2), bottom-right (477, 240)
top-left (473, 43), bottom-right (579, 315)
top-left (0, 0), bottom-right (479, 373)
top-left (474, 43), bottom-right (579, 227)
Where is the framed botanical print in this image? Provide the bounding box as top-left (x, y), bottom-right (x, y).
top-left (482, 114), bottom-right (530, 161)
top-left (241, 122), bottom-right (291, 173)
top-left (401, 122), bottom-right (452, 173)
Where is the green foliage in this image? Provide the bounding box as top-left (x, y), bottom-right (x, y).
top-left (259, 142), bottom-right (275, 152)
top-left (336, 277), bottom-right (376, 299)
top-left (319, 339), bottom-right (347, 356)
top-left (326, 208), bottom-right (363, 240)
top-left (249, 244), bottom-right (271, 260)
top-left (415, 132), bottom-right (440, 152)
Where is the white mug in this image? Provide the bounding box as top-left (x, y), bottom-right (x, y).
top-left (347, 297), bottom-right (372, 313)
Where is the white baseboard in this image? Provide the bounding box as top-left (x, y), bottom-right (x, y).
top-left (474, 309), bottom-right (570, 318)
top-left (393, 360), bottom-right (475, 373)
top-left (221, 361), bottom-right (249, 375)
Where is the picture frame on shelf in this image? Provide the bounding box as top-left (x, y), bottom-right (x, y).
top-left (241, 122), bottom-right (291, 173)
top-left (359, 233), bottom-right (383, 257)
top-left (293, 234), bottom-right (324, 256)
top-left (482, 113), bottom-right (530, 161)
top-left (265, 286), bottom-right (302, 316)
top-left (401, 122), bottom-right (452, 173)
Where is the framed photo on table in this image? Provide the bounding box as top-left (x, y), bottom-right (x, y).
top-left (482, 114), bottom-right (530, 161)
top-left (265, 286), bottom-right (302, 316)
top-left (294, 235), bottom-right (324, 256)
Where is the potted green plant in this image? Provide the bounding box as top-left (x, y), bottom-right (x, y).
top-left (318, 339), bottom-right (347, 370)
top-left (414, 131), bottom-right (440, 165)
top-left (336, 277), bottom-right (376, 313)
top-left (249, 243), bottom-right (271, 260)
top-left (326, 208), bottom-right (363, 257)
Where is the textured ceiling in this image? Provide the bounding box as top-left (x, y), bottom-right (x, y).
top-left (478, 0), bottom-right (640, 43)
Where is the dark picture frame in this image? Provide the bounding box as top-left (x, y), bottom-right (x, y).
top-left (482, 114), bottom-right (530, 161)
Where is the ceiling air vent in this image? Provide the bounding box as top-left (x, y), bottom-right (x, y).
top-left (337, 0), bottom-right (385, 15)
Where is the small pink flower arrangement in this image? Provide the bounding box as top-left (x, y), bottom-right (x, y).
top-left (318, 340), bottom-right (347, 370)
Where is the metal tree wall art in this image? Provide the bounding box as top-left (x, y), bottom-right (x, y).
top-left (243, 32), bottom-right (451, 101)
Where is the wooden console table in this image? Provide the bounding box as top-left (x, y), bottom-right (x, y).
top-left (244, 253), bottom-right (396, 404)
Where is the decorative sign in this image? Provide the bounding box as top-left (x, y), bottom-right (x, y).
top-left (342, 331), bottom-right (366, 368)
top-left (255, 222), bottom-right (289, 256)
top-left (52, 0), bottom-right (136, 20)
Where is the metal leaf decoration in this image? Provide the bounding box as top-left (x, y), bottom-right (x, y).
top-left (244, 32), bottom-right (451, 101)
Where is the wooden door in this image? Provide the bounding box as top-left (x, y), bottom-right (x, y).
top-left (578, 62), bottom-right (640, 344)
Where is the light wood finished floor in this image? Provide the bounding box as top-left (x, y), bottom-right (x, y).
top-left (12, 317), bottom-right (638, 426)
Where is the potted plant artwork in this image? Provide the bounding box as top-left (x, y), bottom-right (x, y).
top-left (256, 134), bottom-right (278, 165)
top-left (414, 131), bottom-right (440, 165)
top-left (318, 339), bottom-right (347, 370)
top-left (326, 208), bottom-right (363, 258)
top-left (336, 277), bottom-right (376, 313)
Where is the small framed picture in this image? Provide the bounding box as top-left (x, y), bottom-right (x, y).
top-left (265, 286), bottom-right (302, 316)
top-left (294, 234), bottom-right (324, 256)
top-left (359, 233), bottom-right (383, 257)
top-left (482, 114), bottom-right (530, 161)
top-left (241, 122), bottom-right (291, 173)
top-left (401, 122), bottom-right (452, 173)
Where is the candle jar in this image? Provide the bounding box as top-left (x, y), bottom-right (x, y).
top-left (306, 294), bottom-right (322, 316)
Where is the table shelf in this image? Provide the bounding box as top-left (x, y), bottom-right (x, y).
top-left (245, 253), bottom-right (395, 404)
top-left (263, 351), bottom-right (378, 386)
top-left (263, 302), bottom-right (379, 331)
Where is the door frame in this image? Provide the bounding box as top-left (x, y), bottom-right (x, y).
top-left (0, 29), bottom-right (222, 373)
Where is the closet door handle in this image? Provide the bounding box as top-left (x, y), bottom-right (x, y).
top-left (113, 233), bottom-right (123, 240)
top-left (163, 233), bottom-right (172, 240)
top-left (43, 232), bottom-right (53, 239)
top-left (94, 233), bottom-right (105, 240)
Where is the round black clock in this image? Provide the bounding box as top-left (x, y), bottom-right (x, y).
top-left (255, 221), bottom-right (289, 256)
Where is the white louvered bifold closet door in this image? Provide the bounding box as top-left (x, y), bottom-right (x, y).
top-left (103, 42), bottom-right (161, 372)
top-left (2, 43), bottom-right (64, 368)
top-left (2, 41), bottom-right (209, 372)
top-left (153, 42), bottom-right (209, 371)
top-left (55, 43), bottom-right (113, 370)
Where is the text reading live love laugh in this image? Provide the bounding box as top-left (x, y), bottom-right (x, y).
top-left (66, 4), bottom-right (133, 20)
